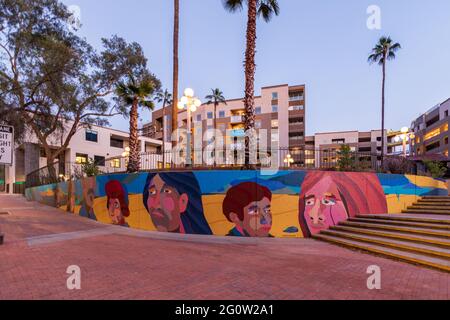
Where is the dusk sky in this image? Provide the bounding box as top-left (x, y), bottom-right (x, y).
top-left (62, 0), bottom-right (450, 135)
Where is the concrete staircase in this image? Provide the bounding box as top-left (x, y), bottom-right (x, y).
top-left (313, 214), bottom-right (450, 272)
top-left (402, 196), bottom-right (450, 215)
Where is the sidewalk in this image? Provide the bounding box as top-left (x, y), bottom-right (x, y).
top-left (0, 194), bottom-right (448, 300)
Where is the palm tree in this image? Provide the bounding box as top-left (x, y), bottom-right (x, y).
top-left (223, 0), bottom-right (280, 167)
top-left (368, 36), bottom-right (401, 167)
top-left (155, 89), bottom-right (173, 167)
top-left (116, 76), bottom-right (157, 173)
top-left (172, 0), bottom-right (180, 149)
top-left (205, 88), bottom-right (227, 160)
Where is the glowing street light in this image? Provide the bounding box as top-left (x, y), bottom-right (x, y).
top-left (178, 88), bottom-right (202, 165)
top-left (284, 154), bottom-right (294, 168)
top-left (395, 127), bottom-right (415, 157)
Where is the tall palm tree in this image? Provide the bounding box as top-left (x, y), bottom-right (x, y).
top-left (116, 76), bottom-right (157, 173)
top-left (155, 89), bottom-right (173, 167)
top-left (368, 36), bottom-right (401, 167)
top-left (205, 88), bottom-right (227, 160)
top-left (172, 0), bottom-right (180, 149)
top-left (223, 0), bottom-right (280, 167)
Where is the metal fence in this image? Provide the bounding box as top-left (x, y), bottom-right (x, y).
top-left (25, 149), bottom-right (413, 189)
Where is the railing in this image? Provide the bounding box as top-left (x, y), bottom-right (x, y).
top-left (25, 149), bottom-right (415, 188)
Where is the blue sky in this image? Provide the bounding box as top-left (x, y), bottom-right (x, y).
top-left (62, 0), bottom-right (450, 135)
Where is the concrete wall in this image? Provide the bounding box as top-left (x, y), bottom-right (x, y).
top-left (25, 170), bottom-right (447, 238)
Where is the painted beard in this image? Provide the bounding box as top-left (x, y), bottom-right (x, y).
top-left (149, 208), bottom-right (174, 232)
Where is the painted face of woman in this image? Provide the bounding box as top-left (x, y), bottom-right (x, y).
top-left (303, 176), bottom-right (349, 235)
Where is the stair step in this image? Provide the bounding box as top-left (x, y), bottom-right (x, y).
top-left (349, 217), bottom-right (450, 231)
top-left (313, 234), bottom-right (450, 272)
top-left (340, 221), bottom-right (450, 239)
top-left (357, 214), bottom-right (450, 225)
top-left (408, 206), bottom-right (450, 211)
top-left (422, 196), bottom-right (450, 200)
top-left (403, 209), bottom-right (450, 215)
top-left (331, 225), bottom-right (450, 249)
top-left (320, 229), bottom-right (450, 259)
top-left (416, 201), bottom-right (450, 206)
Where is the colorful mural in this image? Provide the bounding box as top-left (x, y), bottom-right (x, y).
top-left (25, 171), bottom-right (448, 238)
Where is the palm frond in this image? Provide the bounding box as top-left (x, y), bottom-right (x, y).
top-left (258, 0), bottom-right (280, 22)
top-left (223, 0), bottom-right (244, 12)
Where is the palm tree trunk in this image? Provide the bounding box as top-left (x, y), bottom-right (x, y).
top-left (172, 0), bottom-right (179, 152)
top-left (244, 0), bottom-right (257, 168)
top-left (214, 101), bottom-right (217, 164)
top-left (381, 59), bottom-right (386, 169)
top-left (128, 100), bottom-right (140, 173)
top-left (162, 100), bottom-right (166, 168)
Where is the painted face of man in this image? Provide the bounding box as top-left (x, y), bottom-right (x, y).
top-left (146, 175), bottom-right (188, 233)
top-left (108, 198), bottom-right (123, 225)
top-left (231, 197), bottom-right (272, 237)
top-left (303, 176), bottom-right (348, 235)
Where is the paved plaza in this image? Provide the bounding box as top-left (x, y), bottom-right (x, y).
top-left (0, 194), bottom-right (448, 300)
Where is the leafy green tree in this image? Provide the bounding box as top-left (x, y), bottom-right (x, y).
top-left (116, 75), bottom-right (160, 173)
top-left (81, 158), bottom-right (102, 177)
top-left (223, 0), bottom-right (280, 167)
top-left (368, 36), bottom-right (401, 167)
top-left (337, 145), bottom-right (355, 171)
top-left (0, 0), bottom-right (157, 175)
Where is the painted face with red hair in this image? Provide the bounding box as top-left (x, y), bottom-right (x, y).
top-left (105, 180), bottom-right (130, 226)
top-left (299, 172), bottom-right (387, 237)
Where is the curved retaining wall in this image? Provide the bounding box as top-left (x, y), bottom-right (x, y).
top-left (25, 170), bottom-right (448, 238)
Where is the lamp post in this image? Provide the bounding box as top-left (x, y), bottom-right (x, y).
top-left (284, 154), bottom-right (294, 168)
top-left (178, 88), bottom-right (202, 165)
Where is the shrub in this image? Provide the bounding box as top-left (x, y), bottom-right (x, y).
top-left (423, 160), bottom-right (447, 179)
top-left (383, 157), bottom-right (412, 174)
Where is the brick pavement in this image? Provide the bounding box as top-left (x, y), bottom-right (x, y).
top-left (0, 194), bottom-right (448, 300)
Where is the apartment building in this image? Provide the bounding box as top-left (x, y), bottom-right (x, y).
top-left (144, 84), bottom-right (306, 165)
top-left (306, 130), bottom-right (387, 168)
top-left (1, 123), bottom-right (164, 193)
top-left (410, 98), bottom-right (450, 160)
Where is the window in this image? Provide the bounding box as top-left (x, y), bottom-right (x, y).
top-left (359, 137), bottom-right (371, 143)
top-left (289, 92), bottom-right (304, 101)
top-left (272, 105), bottom-right (278, 113)
top-left (332, 139), bottom-right (345, 144)
top-left (271, 120), bottom-right (279, 128)
top-left (219, 111), bottom-right (225, 118)
top-left (272, 92), bottom-right (278, 100)
top-left (94, 155), bottom-right (105, 166)
top-left (110, 137), bottom-right (124, 148)
top-left (110, 158), bottom-right (121, 168)
top-left (376, 137), bottom-right (382, 142)
top-left (85, 129), bottom-right (98, 142)
top-left (207, 112), bottom-right (213, 119)
top-left (75, 153), bottom-right (88, 164)
top-left (288, 105), bottom-right (304, 111)
top-left (196, 114), bottom-right (202, 122)
top-left (445, 111), bottom-right (449, 118)
top-left (255, 107), bottom-right (262, 115)
top-left (426, 141), bottom-right (440, 152)
top-left (255, 120), bottom-right (262, 129)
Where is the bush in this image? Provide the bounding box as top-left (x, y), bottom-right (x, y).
top-left (383, 157), bottom-right (412, 174)
top-left (423, 160), bottom-right (447, 179)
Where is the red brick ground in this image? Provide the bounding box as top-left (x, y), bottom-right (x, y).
top-left (0, 194), bottom-right (448, 300)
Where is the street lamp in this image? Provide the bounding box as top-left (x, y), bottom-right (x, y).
top-left (178, 88), bottom-right (202, 165)
top-left (284, 154), bottom-right (294, 168)
top-left (395, 128), bottom-right (415, 157)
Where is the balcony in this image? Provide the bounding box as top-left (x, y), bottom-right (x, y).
top-left (230, 115), bottom-right (245, 124)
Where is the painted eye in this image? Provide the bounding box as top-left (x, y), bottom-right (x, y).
top-left (305, 199), bottom-right (315, 206)
top-left (163, 188), bottom-right (172, 194)
top-left (149, 188), bottom-right (157, 196)
top-left (322, 199), bottom-right (336, 206)
top-left (248, 207), bottom-right (258, 215)
top-left (114, 202), bottom-right (120, 209)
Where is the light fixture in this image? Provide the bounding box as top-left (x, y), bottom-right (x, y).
top-left (125, 147), bottom-right (131, 152)
top-left (177, 101), bottom-right (185, 110)
top-left (184, 88), bottom-right (194, 98)
top-left (394, 136), bottom-right (401, 143)
top-left (194, 98), bottom-right (202, 108)
top-left (401, 127), bottom-right (409, 134)
top-left (181, 96), bottom-right (189, 105)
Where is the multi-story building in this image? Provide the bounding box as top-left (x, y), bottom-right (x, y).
top-left (1, 123), bottom-right (164, 193)
top-left (144, 83), bottom-right (306, 165)
top-left (410, 97), bottom-right (450, 160)
top-left (306, 130), bottom-right (387, 169)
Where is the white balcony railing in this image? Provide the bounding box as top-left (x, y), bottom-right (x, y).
top-left (230, 115), bottom-right (244, 123)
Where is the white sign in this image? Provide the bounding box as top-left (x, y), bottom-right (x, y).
top-left (0, 125), bottom-right (13, 165)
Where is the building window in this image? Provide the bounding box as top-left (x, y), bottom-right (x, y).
top-left (207, 112), bottom-right (213, 119)
top-left (219, 111), bottom-right (225, 118)
top-left (445, 111), bottom-right (449, 117)
top-left (271, 120), bottom-right (279, 128)
top-left (110, 158), bottom-right (121, 168)
top-left (75, 153), bottom-right (88, 164)
top-left (196, 114), bottom-right (202, 122)
top-left (272, 92), bottom-right (278, 100)
top-left (85, 129), bottom-right (98, 143)
top-left (272, 105), bottom-right (278, 113)
top-left (289, 92), bottom-right (304, 101)
top-left (255, 120), bottom-right (262, 129)
top-left (255, 107), bottom-right (262, 115)
top-left (332, 139), bottom-right (345, 144)
top-left (94, 155), bottom-right (105, 166)
top-left (110, 137), bottom-right (124, 149)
